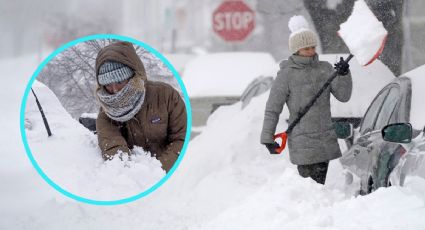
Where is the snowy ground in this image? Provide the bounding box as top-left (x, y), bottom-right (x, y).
top-left (1, 54), bottom-right (425, 229)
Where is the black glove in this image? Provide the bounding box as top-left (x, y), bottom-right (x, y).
top-left (334, 57), bottom-right (350, 76)
top-left (265, 142), bottom-right (280, 154)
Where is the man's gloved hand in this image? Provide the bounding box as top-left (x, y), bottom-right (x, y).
top-left (265, 142), bottom-right (280, 154)
top-left (334, 57), bottom-right (350, 75)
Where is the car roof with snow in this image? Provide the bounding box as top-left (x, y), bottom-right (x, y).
top-left (182, 52), bottom-right (278, 98)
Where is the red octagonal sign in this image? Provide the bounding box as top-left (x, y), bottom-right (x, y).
top-left (212, 0), bottom-right (255, 42)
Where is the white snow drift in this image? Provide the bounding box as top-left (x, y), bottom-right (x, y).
top-left (1, 53), bottom-right (425, 230)
top-left (24, 81), bottom-right (165, 201)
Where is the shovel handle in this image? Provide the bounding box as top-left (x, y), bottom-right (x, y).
top-left (345, 54), bottom-right (354, 63)
top-left (273, 132), bottom-right (288, 154)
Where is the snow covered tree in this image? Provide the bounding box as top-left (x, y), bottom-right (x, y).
top-left (38, 40), bottom-right (174, 119)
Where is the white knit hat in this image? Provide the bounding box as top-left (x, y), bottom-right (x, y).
top-left (288, 15), bottom-right (318, 54)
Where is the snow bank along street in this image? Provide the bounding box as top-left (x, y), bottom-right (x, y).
top-left (1, 54), bottom-right (425, 229)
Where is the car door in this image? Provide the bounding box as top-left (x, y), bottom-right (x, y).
top-left (340, 83), bottom-right (402, 192)
top-left (367, 84), bottom-right (404, 191)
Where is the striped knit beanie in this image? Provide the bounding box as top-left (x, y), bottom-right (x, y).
top-left (98, 61), bottom-right (134, 86)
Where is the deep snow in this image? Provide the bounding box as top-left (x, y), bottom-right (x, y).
top-left (26, 81), bottom-right (165, 201)
top-left (1, 53), bottom-right (425, 230)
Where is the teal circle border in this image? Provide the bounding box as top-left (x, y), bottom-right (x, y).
top-left (19, 34), bottom-right (192, 205)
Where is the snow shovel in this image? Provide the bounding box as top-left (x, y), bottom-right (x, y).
top-left (272, 0), bottom-right (387, 154)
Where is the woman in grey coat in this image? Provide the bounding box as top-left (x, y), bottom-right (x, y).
top-left (261, 17), bottom-right (352, 184)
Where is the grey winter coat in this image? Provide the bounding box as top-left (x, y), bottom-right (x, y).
top-left (260, 54), bottom-right (352, 165)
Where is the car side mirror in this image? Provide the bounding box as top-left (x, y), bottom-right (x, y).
top-left (333, 121), bottom-right (353, 139)
top-left (382, 123), bottom-right (412, 143)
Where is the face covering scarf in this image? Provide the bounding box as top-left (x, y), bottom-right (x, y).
top-left (96, 76), bottom-right (145, 122)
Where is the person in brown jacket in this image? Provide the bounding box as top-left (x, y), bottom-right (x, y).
top-left (94, 41), bottom-right (187, 172)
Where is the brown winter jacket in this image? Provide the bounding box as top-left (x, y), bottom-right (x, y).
top-left (95, 41), bottom-right (187, 172)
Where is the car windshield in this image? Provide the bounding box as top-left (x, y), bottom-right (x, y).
top-left (360, 84), bottom-right (401, 134)
top-left (360, 88), bottom-right (389, 134)
top-left (374, 87), bottom-right (400, 130)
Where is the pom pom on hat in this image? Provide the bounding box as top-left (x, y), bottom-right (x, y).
top-left (288, 15), bottom-right (310, 33)
top-left (288, 15), bottom-right (318, 54)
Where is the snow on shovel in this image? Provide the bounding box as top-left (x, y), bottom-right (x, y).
top-left (338, 0), bottom-right (388, 66)
top-left (272, 0), bottom-right (387, 154)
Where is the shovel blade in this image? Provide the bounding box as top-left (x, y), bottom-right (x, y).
top-left (338, 0), bottom-right (387, 66)
top-left (273, 132), bottom-right (288, 154)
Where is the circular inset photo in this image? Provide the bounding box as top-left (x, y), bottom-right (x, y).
top-left (20, 35), bottom-right (191, 205)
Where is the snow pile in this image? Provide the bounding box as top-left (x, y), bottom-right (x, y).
top-left (183, 52), bottom-right (278, 97)
top-left (0, 54), bottom-right (49, 220)
top-left (173, 92), bottom-right (425, 230)
top-left (201, 175), bottom-right (425, 230)
top-left (171, 93), bottom-right (425, 230)
top-left (25, 81), bottom-right (165, 201)
top-left (1, 54), bottom-right (425, 230)
top-left (338, 0), bottom-right (388, 66)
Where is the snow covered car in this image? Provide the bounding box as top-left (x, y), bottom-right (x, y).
top-left (25, 81), bottom-right (166, 200)
top-left (335, 64), bottom-right (425, 194)
top-left (78, 113), bottom-right (98, 133)
top-left (240, 76), bottom-right (274, 109)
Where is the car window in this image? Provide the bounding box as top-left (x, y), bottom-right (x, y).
top-left (360, 88), bottom-right (390, 134)
top-left (374, 87), bottom-right (400, 131)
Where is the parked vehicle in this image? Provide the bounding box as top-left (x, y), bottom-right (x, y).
top-left (335, 65), bottom-right (425, 194)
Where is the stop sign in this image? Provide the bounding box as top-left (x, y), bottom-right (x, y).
top-left (212, 0), bottom-right (255, 42)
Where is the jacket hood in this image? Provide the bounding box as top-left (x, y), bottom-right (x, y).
top-left (95, 41), bottom-right (147, 82)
